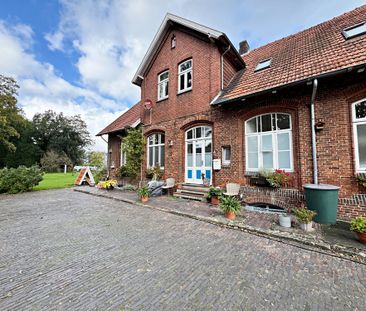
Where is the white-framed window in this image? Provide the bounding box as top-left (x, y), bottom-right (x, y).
top-left (255, 58), bottom-right (272, 71)
top-left (352, 99), bottom-right (366, 172)
top-left (178, 59), bottom-right (192, 93)
top-left (222, 146), bottom-right (231, 166)
top-left (343, 22), bottom-right (366, 40)
top-left (171, 35), bottom-right (176, 49)
top-left (157, 70), bottom-right (169, 101)
top-left (120, 145), bottom-right (127, 166)
top-left (147, 133), bottom-right (165, 168)
top-left (245, 113), bottom-right (293, 172)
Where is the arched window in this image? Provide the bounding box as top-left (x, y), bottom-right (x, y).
top-left (245, 113), bottom-right (293, 171)
top-left (147, 133), bottom-right (165, 168)
top-left (352, 99), bottom-right (366, 172)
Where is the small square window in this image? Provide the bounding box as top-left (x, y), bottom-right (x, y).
top-left (222, 146), bottom-right (231, 165)
top-left (343, 22), bottom-right (366, 39)
top-left (255, 59), bottom-right (271, 71)
top-left (171, 35), bottom-right (176, 49)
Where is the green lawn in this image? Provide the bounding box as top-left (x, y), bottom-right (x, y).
top-left (33, 172), bottom-right (77, 191)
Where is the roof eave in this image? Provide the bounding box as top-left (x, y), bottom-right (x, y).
top-left (132, 13), bottom-right (243, 85)
top-left (212, 62), bottom-right (366, 106)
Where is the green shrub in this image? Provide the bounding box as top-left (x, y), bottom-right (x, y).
top-left (350, 216), bottom-right (366, 233)
top-left (292, 208), bottom-right (317, 224)
top-left (0, 165), bottom-right (43, 194)
top-left (93, 167), bottom-right (107, 183)
top-left (218, 196), bottom-right (242, 214)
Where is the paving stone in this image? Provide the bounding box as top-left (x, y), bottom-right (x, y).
top-left (0, 189), bottom-right (365, 310)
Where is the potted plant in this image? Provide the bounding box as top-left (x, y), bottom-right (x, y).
top-left (292, 208), bottom-right (317, 231)
top-left (218, 195), bottom-right (242, 220)
top-left (350, 216), bottom-right (366, 244)
top-left (266, 169), bottom-right (292, 188)
top-left (249, 170), bottom-right (271, 187)
top-left (137, 185), bottom-right (150, 203)
top-left (278, 213), bottom-right (292, 228)
top-left (207, 187), bottom-right (222, 205)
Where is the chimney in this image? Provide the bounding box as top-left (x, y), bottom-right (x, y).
top-left (239, 40), bottom-right (250, 55)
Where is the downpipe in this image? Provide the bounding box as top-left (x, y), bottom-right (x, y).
top-left (310, 79), bottom-right (318, 184)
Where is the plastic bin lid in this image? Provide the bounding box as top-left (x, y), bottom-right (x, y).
top-left (303, 183), bottom-right (340, 190)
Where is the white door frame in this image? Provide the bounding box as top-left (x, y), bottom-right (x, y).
top-left (185, 126), bottom-right (212, 184)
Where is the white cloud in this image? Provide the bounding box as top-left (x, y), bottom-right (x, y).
top-left (2, 0), bottom-right (365, 153)
top-left (0, 20), bottom-right (127, 152)
top-left (44, 31), bottom-right (64, 51)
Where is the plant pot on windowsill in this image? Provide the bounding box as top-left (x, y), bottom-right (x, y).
top-left (250, 176), bottom-right (270, 187)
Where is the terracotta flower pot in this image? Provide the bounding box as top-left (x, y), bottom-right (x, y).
top-left (225, 211), bottom-right (236, 220)
top-left (141, 196), bottom-right (149, 203)
top-left (211, 195), bottom-right (219, 205)
top-left (356, 232), bottom-right (366, 244)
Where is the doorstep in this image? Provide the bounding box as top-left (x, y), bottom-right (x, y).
top-left (74, 186), bottom-right (366, 265)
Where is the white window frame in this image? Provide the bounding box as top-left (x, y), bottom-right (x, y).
top-left (157, 70), bottom-right (169, 101)
top-left (245, 113), bottom-right (293, 172)
top-left (147, 133), bottom-right (165, 169)
top-left (120, 147), bottom-right (127, 167)
top-left (178, 59), bottom-right (192, 94)
top-left (343, 22), bottom-right (366, 40)
top-left (255, 58), bottom-right (272, 71)
top-left (222, 146), bottom-right (231, 166)
top-left (352, 99), bottom-right (366, 172)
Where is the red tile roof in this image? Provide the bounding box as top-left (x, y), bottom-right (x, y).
top-left (217, 5), bottom-right (366, 103)
top-left (96, 102), bottom-right (142, 136)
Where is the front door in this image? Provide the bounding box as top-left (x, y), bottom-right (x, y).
top-left (185, 126), bottom-right (212, 184)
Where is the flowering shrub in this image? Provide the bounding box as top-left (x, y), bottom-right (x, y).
top-left (97, 179), bottom-right (118, 189)
top-left (266, 170), bottom-right (291, 188)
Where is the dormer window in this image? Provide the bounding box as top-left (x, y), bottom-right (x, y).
top-left (255, 58), bottom-right (271, 71)
top-left (171, 35), bottom-right (176, 49)
top-left (178, 59), bottom-right (192, 94)
top-left (158, 70), bottom-right (169, 101)
top-left (343, 22), bottom-right (366, 39)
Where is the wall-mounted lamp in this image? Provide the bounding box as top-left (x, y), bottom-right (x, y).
top-left (168, 140), bottom-right (174, 147)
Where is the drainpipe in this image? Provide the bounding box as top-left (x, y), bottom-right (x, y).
top-left (310, 79), bottom-right (318, 184)
top-left (221, 46), bottom-right (231, 90)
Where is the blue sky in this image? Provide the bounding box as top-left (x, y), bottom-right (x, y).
top-left (0, 0), bottom-right (364, 151)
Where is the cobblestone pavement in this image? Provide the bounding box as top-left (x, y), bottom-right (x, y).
top-left (0, 189), bottom-right (365, 310)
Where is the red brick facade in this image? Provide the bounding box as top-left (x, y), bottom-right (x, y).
top-left (102, 10), bottom-right (366, 220)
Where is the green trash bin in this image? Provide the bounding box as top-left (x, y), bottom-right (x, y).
top-left (303, 184), bottom-right (340, 224)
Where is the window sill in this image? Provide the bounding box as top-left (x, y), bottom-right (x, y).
top-left (157, 97), bottom-right (169, 103)
top-left (177, 88), bottom-right (192, 96)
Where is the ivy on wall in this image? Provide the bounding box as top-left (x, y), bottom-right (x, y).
top-left (121, 128), bottom-right (144, 178)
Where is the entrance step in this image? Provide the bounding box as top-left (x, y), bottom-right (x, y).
top-left (173, 192), bottom-right (207, 202)
top-left (173, 183), bottom-right (210, 202)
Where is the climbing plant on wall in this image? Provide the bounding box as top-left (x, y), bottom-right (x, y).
top-left (121, 128), bottom-right (144, 178)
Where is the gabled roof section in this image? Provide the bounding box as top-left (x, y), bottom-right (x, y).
top-left (96, 102), bottom-right (142, 136)
top-left (132, 13), bottom-right (245, 86)
top-left (214, 5), bottom-right (366, 105)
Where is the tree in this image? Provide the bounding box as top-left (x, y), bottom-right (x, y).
top-left (33, 110), bottom-right (92, 165)
top-left (122, 128), bottom-right (144, 178)
top-left (87, 151), bottom-right (105, 168)
top-left (0, 75), bottom-right (26, 152)
top-left (40, 150), bottom-right (72, 172)
top-left (0, 119), bottom-right (41, 168)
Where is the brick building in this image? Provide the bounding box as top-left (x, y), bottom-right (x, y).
top-left (98, 6), bottom-right (366, 219)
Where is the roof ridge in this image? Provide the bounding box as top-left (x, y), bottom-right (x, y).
top-left (244, 4), bottom-right (366, 57)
